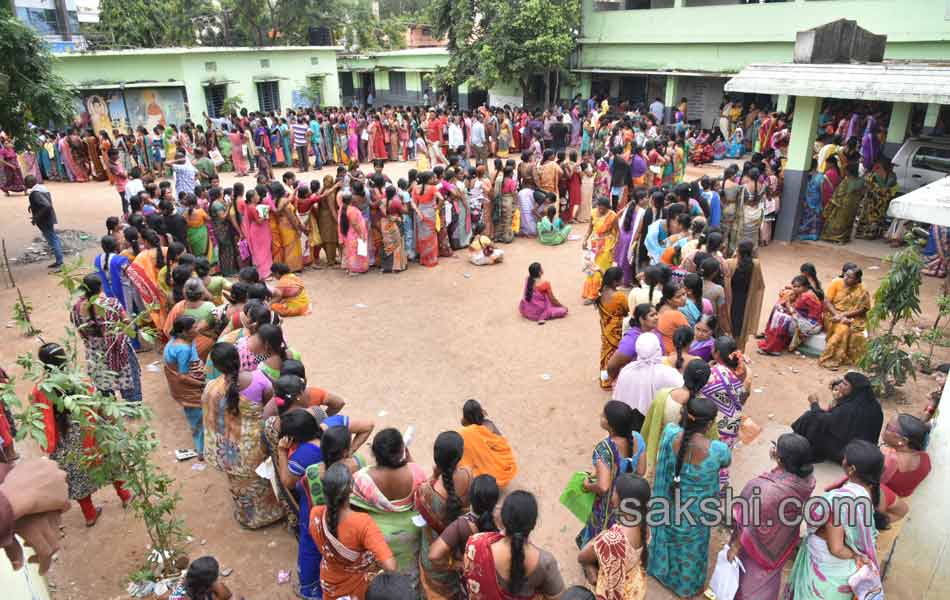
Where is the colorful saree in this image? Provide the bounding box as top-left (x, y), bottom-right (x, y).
top-left (416, 471), bottom-right (472, 600)
top-left (129, 249), bottom-right (169, 343)
top-left (855, 166), bottom-right (898, 240)
top-left (592, 525), bottom-right (646, 600)
top-left (202, 376), bottom-right (284, 529)
top-left (821, 175), bottom-right (866, 244)
top-left (597, 290), bottom-right (629, 390)
top-left (380, 214), bottom-right (407, 272)
top-left (271, 274), bottom-right (311, 317)
top-left (415, 186), bottom-right (439, 267)
top-left (759, 290), bottom-right (823, 354)
top-left (797, 172), bottom-right (825, 241)
top-left (341, 204), bottom-right (369, 274)
top-left (577, 437), bottom-right (622, 549)
top-left (818, 280), bottom-right (870, 369)
top-left (582, 209), bottom-right (619, 300)
top-left (350, 463), bottom-right (427, 589)
top-left (701, 363), bottom-right (745, 488)
top-left (783, 482), bottom-right (878, 600)
top-left (647, 423), bottom-right (730, 598)
top-left (458, 423), bottom-right (518, 488)
top-left (270, 203), bottom-right (304, 272)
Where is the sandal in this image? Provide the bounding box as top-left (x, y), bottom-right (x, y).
top-left (85, 506), bottom-right (103, 527)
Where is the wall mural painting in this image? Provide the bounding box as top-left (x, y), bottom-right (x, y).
top-left (75, 87), bottom-right (188, 135)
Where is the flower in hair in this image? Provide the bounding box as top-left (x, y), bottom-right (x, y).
top-left (275, 396), bottom-right (286, 407)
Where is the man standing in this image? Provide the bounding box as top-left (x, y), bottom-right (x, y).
top-left (426, 109), bottom-right (448, 166)
top-left (193, 148), bottom-right (217, 187)
top-left (25, 175), bottom-right (63, 271)
top-left (649, 97), bottom-right (665, 124)
top-left (292, 116), bottom-right (310, 172)
top-left (471, 115), bottom-right (487, 161)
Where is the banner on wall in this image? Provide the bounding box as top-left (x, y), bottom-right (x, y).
top-left (75, 87), bottom-right (188, 134)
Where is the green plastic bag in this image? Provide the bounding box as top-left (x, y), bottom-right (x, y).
top-left (559, 471), bottom-right (595, 524)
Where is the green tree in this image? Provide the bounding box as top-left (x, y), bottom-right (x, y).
top-left (90, 0), bottom-right (216, 48)
top-left (0, 16), bottom-right (74, 150)
top-left (430, 0), bottom-right (580, 102)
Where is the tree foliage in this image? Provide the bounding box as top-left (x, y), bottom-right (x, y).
top-left (0, 16), bottom-right (74, 150)
top-left (89, 0), bottom-right (212, 48)
top-left (430, 0), bottom-right (580, 97)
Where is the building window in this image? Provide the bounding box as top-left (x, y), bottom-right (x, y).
top-left (912, 147), bottom-right (950, 174)
top-left (339, 72), bottom-right (354, 97)
top-left (205, 84), bottom-right (227, 118)
top-left (389, 72), bottom-right (407, 95)
top-left (311, 56), bottom-right (320, 65)
top-left (260, 59), bottom-right (271, 69)
top-left (256, 81), bottom-right (280, 112)
top-left (205, 62), bottom-right (217, 72)
top-left (15, 8), bottom-right (60, 35)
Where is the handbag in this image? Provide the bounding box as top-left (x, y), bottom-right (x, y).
top-left (559, 471), bottom-right (595, 524)
top-left (238, 238), bottom-right (251, 261)
top-left (209, 148), bottom-right (225, 167)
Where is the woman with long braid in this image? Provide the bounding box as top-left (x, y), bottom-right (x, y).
top-left (647, 394), bottom-right (729, 598)
top-left (415, 431), bottom-right (472, 600)
top-left (461, 490), bottom-right (565, 598)
top-left (203, 342), bottom-right (283, 529)
top-left (577, 400), bottom-right (644, 549)
top-left (309, 462), bottom-right (397, 599)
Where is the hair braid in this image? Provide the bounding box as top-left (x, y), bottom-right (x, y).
top-left (225, 372), bottom-right (240, 416)
top-left (508, 532), bottom-right (527, 593)
top-left (442, 467), bottom-right (461, 523)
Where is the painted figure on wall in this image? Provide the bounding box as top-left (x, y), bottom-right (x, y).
top-left (85, 95), bottom-right (113, 137)
top-left (144, 90), bottom-right (168, 131)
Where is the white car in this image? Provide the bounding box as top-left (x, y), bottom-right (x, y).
top-left (892, 137), bottom-right (950, 192)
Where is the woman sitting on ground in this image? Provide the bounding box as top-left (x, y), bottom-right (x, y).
top-left (577, 473), bottom-right (650, 600)
top-left (462, 491), bottom-right (566, 598)
top-left (270, 262), bottom-right (311, 317)
top-left (519, 262), bottom-right (568, 323)
top-left (758, 274), bottom-right (824, 355)
top-left (819, 266), bottom-right (870, 370)
top-left (791, 371), bottom-right (883, 463)
top-left (468, 222), bottom-right (505, 266)
top-left (428, 474), bottom-right (500, 570)
top-left (879, 413), bottom-right (931, 523)
top-left (538, 204), bottom-right (572, 246)
top-left (457, 399), bottom-right (518, 488)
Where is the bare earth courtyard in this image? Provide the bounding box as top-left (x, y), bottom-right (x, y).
top-left (0, 162), bottom-right (942, 600)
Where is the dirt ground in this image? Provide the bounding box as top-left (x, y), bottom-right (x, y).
top-left (0, 160), bottom-right (944, 600)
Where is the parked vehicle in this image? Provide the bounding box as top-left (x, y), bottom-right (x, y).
top-left (892, 137), bottom-right (950, 192)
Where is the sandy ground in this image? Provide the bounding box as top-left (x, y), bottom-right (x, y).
top-left (0, 161), bottom-right (944, 600)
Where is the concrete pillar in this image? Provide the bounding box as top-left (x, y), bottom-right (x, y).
top-left (776, 94), bottom-right (790, 113)
top-left (775, 95), bottom-right (820, 242)
top-left (923, 103), bottom-right (941, 135)
top-left (884, 378), bottom-right (950, 597)
top-left (664, 75), bottom-right (678, 124)
top-left (885, 102), bottom-right (911, 155)
top-left (673, 0), bottom-right (684, 7)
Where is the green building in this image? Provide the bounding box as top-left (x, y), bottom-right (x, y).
top-left (337, 47), bottom-right (524, 109)
top-left (53, 46), bottom-right (342, 132)
top-left (575, 0), bottom-right (950, 129)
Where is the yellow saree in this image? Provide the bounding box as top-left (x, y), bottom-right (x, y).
top-left (819, 280), bottom-right (871, 369)
top-left (582, 210), bottom-right (619, 300)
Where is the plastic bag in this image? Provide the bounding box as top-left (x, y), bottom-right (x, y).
top-left (849, 563), bottom-right (884, 600)
top-left (559, 471), bottom-right (595, 524)
top-left (705, 544), bottom-right (744, 600)
top-left (738, 416), bottom-right (762, 445)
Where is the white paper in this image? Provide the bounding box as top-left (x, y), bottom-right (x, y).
top-left (411, 514), bottom-right (427, 527)
top-left (357, 238), bottom-right (368, 257)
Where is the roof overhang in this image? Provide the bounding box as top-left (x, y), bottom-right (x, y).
top-left (887, 176), bottom-right (950, 227)
top-left (725, 62), bottom-right (950, 104)
top-left (574, 68), bottom-right (735, 78)
top-left (74, 80), bottom-right (185, 89)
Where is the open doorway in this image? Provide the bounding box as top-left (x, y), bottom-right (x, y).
top-left (468, 88), bottom-right (488, 110)
top-left (360, 72), bottom-right (376, 107)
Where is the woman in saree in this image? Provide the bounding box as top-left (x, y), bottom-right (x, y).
top-left (578, 401), bottom-right (644, 549)
top-left (613, 332), bottom-right (683, 433)
top-left (726, 239), bottom-right (765, 352)
top-left (416, 431), bottom-right (473, 600)
top-left (519, 262), bottom-right (568, 323)
top-left (413, 171), bottom-right (442, 267)
top-left (924, 224), bottom-right (950, 278)
top-left (94, 235), bottom-right (132, 312)
top-left (582, 198), bottom-right (620, 302)
top-left (462, 491), bottom-right (565, 599)
top-left (270, 262), bottom-right (311, 316)
top-left (648, 394), bottom-right (729, 598)
top-left (797, 161), bottom-right (826, 241)
top-left (855, 156), bottom-right (899, 240)
top-left (339, 192), bottom-right (369, 275)
top-left (819, 266), bottom-right (871, 370)
top-left (268, 182), bottom-right (304, 273)
top-left (311, 463), bottom-right (397, 600)
top-left (164, 316), bottom-right (207, 458)
top-left (578, 473), bottom-right (649, 600)
top-left (71, 274), bottom-right (143, 403)
top-left (729, 433), bottom-right (815, 600)
top-left (242, 188), bottom-right (274, 280)
top-left (596, 268), bottom-right (630, 390)
top-left (350, 428), bottom-right (427, 591)
top-left (497, 117), bottom-right (512, 158)
top-left (69, 129), bottom-right (92, 179)
top-left (210, 189), bottom-right (239, 276)
top-left (821, 162), bottom-right (867, 244)
top-left (130, 229), bottom-right (170, 341)
top-left (758, 275), bottom-right (824, 355)
top-left (784, 440), bottom-right (886, 600)
top-left (227, 128), bottom-right (248, 176)
top-left (457, 399), bottom-right (518, 489)
top-left (315, 175), bottom-right (341, 267)
top-left (380, 191), bottom-right (408, 273)
top-left (204, 342), bottom-right (284, 529)
top-left (0, 140), bottom-right (25, 194)
top-left (84, 129), bottom-right (107, 181)
top-left (182, 193), bottom-right (214, 261)
top-left (164, 278), bottom-right (218, 361)
top-left (702, 336), bottom-right (750, 489)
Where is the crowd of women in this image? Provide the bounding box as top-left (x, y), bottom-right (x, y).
top-left (4, 95), bottom-right (941, 600)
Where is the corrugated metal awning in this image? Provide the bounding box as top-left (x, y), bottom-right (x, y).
top-left (887, 176), bottom-right (950, 227)
top-left (75, 80), bottom-right (185, 90)
top-left (725, 62), bottom-right (950, 104)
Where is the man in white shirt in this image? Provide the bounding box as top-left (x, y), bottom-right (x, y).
top-left (125, 167), bottom-right (145, 206)
top-left (448, 116), bottom-right (464, 153)
top-left (471, 115), bottom-right (487, 160)
top-left (649, 97), bottom-right (665, 123)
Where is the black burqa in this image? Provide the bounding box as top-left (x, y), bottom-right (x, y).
top-left (791, 371), bottom-right (884, 463)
